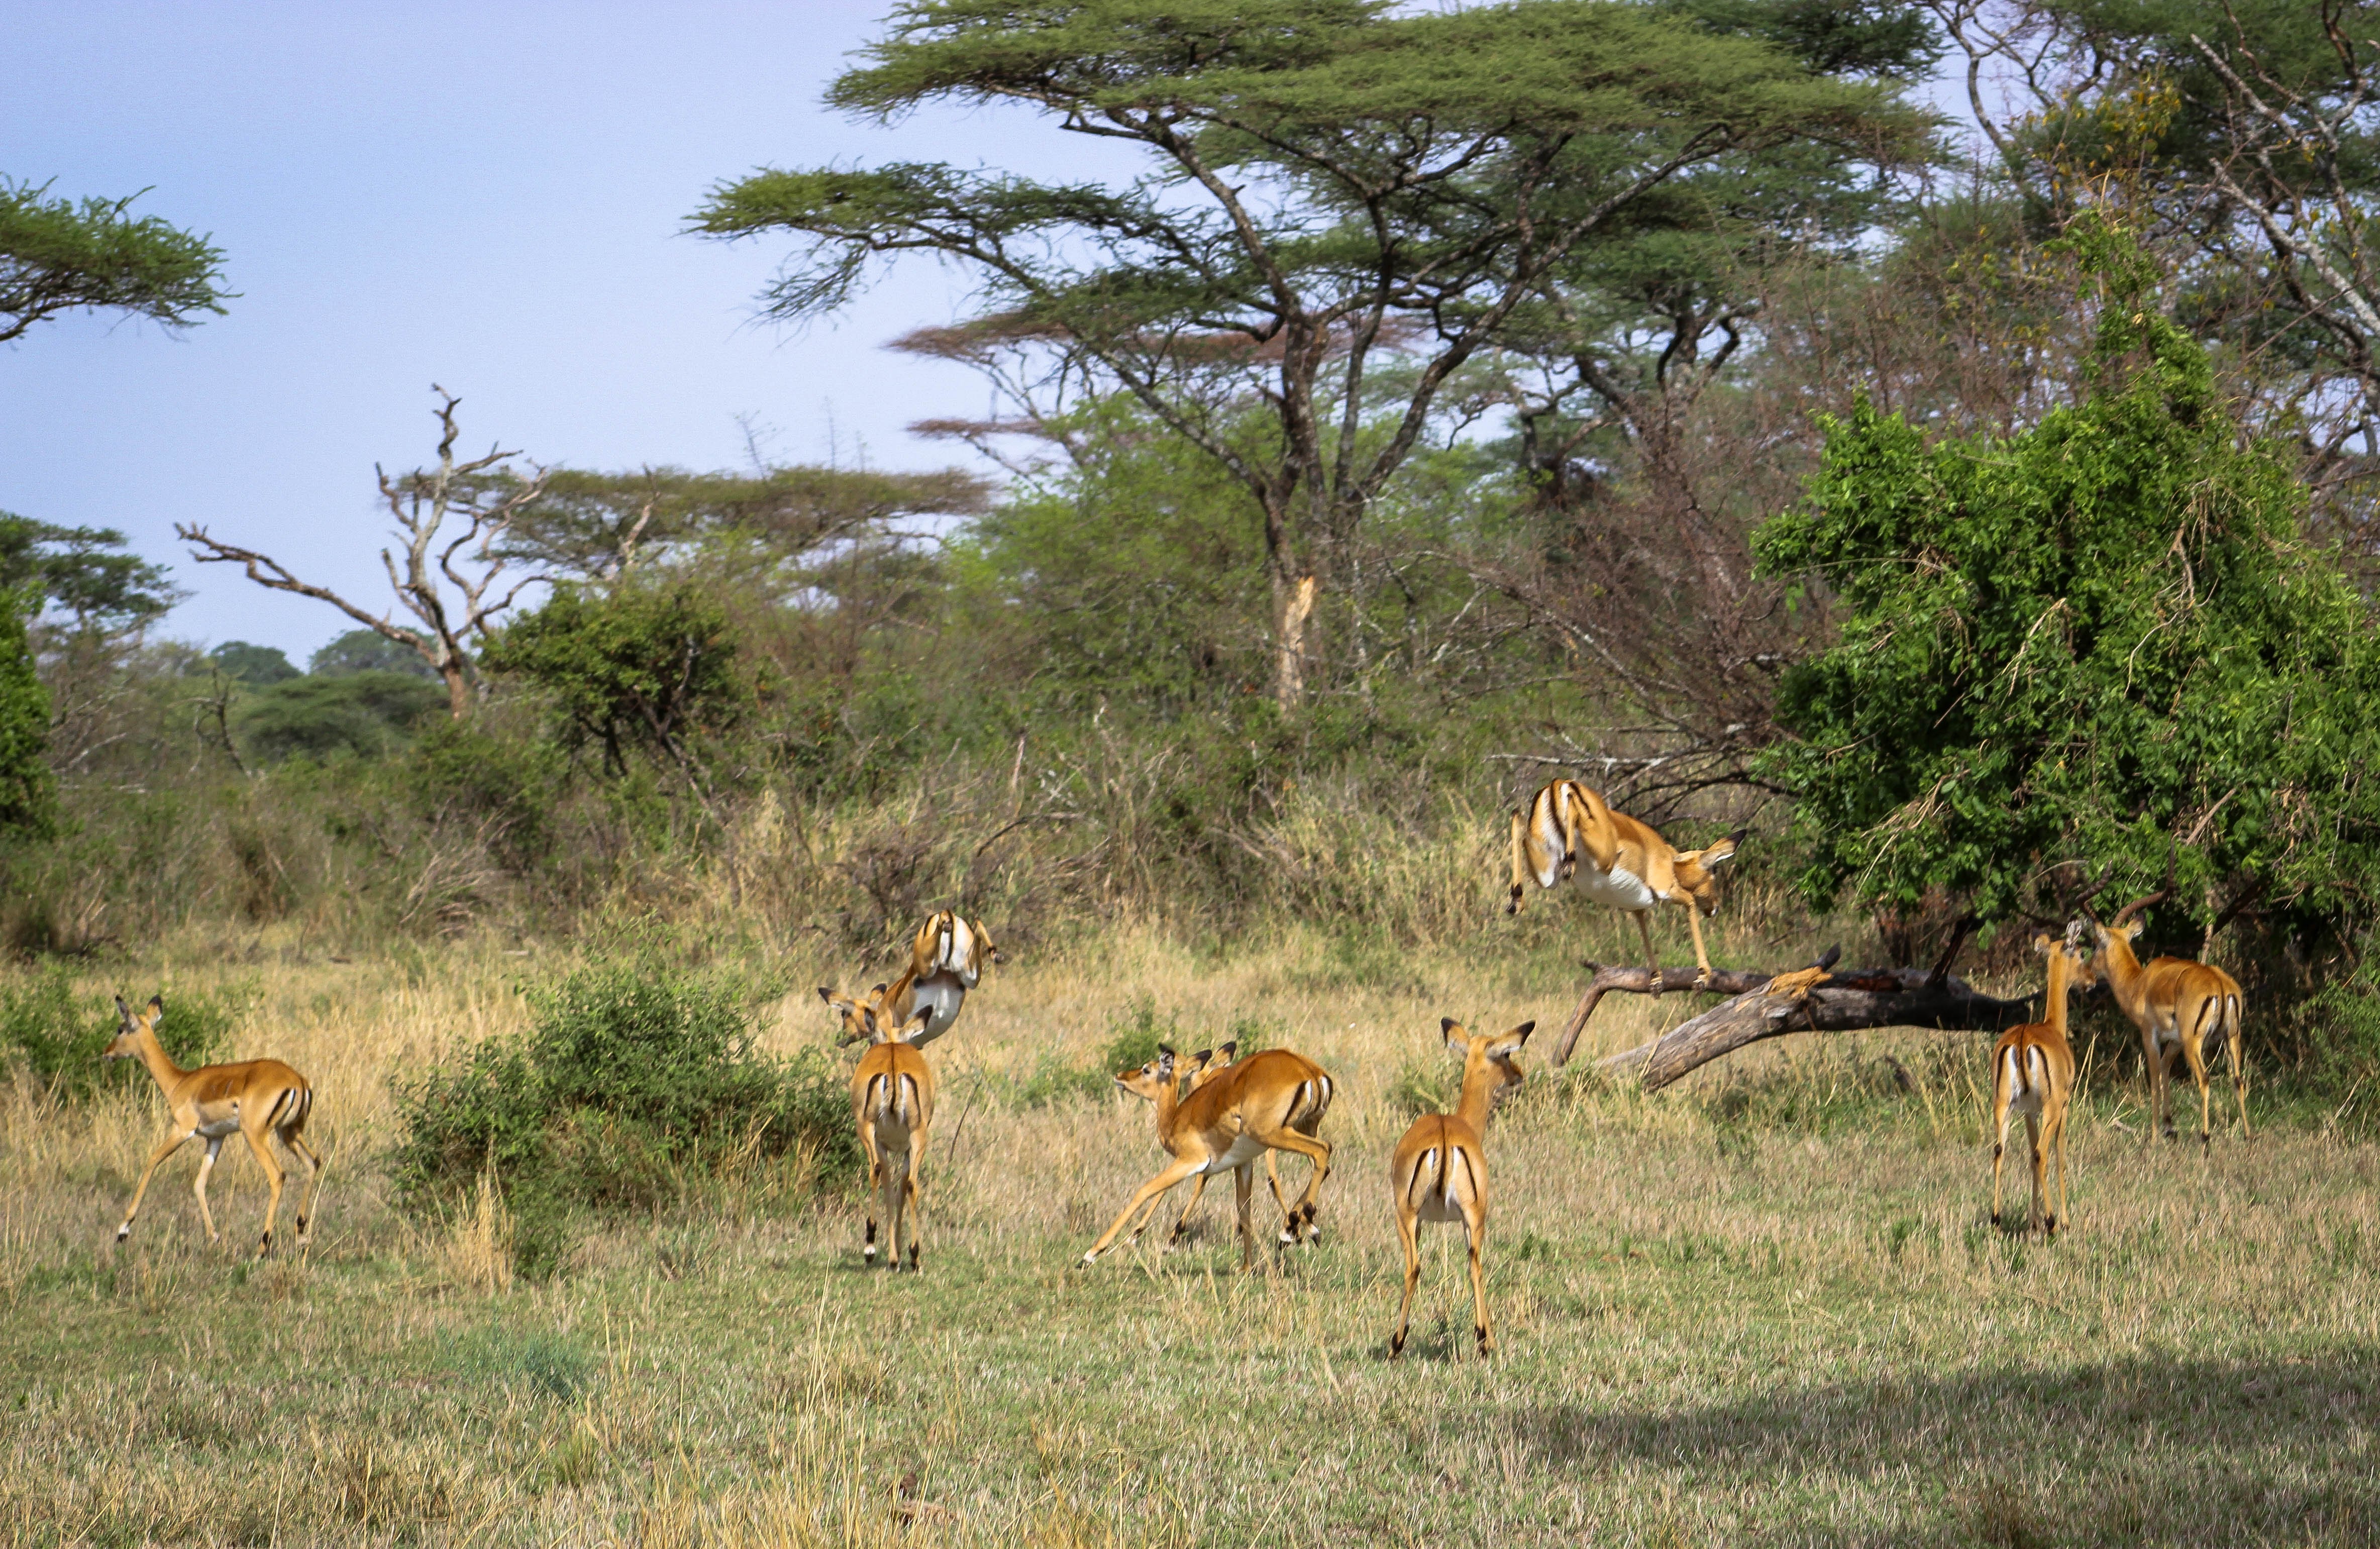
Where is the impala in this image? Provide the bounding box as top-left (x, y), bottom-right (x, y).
top-left (851, 1005), bottom-right (936, 1271)
top-left (1081, 1045), bottom-right (1334, 1270)
top-left (1991, 935), bottom-right (2083, 1236)
top-left (819, 910), bottom-right (1000, 1050)
top-left (104, 995), bottom-right (323, 1258)
top-left (2082, 892), bottom-right (2247, 1151)
top-left (1389, 1018), bottom-right (1531, 1360)
top-left (1507, 778), bottom-right (1738, 991)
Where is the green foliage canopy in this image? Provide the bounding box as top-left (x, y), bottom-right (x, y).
top-left (311, 628), bottom-right (439, 679)
top-left (207, 640), bottom-right (299, 686)
top-left (0, 512), bottom-right (179, 632)
top-left (0, 176), bottom-right (230, 346)
top-left (1755, 221), bottom-right (2380, 938)
top-left (0, 588), bottom-right (56, 845)
top-left (236, 671), bottom-right (446, 764)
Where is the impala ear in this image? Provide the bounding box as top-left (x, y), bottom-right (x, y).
top-left (1215, 1041), bottom-right (1237, 1064)
top-left (1440, 1017), bottom-right (1467, 1053)
top-left (870, 982), bottom-right (888, 997)
top-left (114, 994), bottom-right (132, 1027)
top-left (816, 986), bottom-right (834, 1004)
top-left (1158, 1042), bottom-right (1177, 1058)
top-left (1191, 1047), bottom-right (1213, 1069)
top-left (1487, 1021), bottom-right (1534, 1059)
top-left (1697, 837), bottom-right (1739, 870)
top-left (147, 995), bottom-right (164, 1024)
top-left (899, 1010), bottom-right (932, 1044)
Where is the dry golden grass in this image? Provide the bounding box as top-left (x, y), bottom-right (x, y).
top-left (2, 913), bottom-right (2375, 1545)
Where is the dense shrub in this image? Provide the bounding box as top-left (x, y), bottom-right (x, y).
top-left (237, 670), bottom-right (445, 763)
top-left (389, 955), bottom-right (852, 1275)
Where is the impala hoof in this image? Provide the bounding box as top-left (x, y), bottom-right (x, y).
top-left (1693, 971), bottom-right (1713, 991)
top-left (115, 1225), bottom-right (129, 1242)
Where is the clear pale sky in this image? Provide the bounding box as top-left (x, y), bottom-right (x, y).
top-left (0, 2), bottom-right (1116, 660)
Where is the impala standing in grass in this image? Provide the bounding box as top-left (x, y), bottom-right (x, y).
top-left (851, 1004), bottom-right (936, 1271)
top-left (105, 994), bottom-right (323, 1258)
top-left (1507, 778), bottom-right (1738, 991)
top-left (1081, 1044), bottom-right (1334, 1270)
top-left (1991, 935), bottom-right (2083, 1237)
top-left (2083, 892), bottom-right (2248, 1151)
top-left (1389, 1018), bottom-right (1531, 1360)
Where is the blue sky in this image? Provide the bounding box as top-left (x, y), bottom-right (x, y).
top-left (0, 2), bottom-right (1119, 660)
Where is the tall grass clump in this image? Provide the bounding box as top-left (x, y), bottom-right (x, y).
top-left (389, 954), bottom-right (853, 1275)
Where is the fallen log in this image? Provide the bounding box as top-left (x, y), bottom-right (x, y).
top-left (1587, 967), bottom-right (2038, 1091)
top-left (1548, 963), bottom-right (1780, 1066)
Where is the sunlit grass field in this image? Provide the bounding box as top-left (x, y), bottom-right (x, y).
top-left (3, 922), bottom-right (2374, 1546)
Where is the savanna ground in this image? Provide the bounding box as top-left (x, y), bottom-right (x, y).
top-left (3, 914), bottom-right (2374, 1548)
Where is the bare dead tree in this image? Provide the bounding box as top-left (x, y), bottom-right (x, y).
top-left (177, 386), bottom-right (550, 719)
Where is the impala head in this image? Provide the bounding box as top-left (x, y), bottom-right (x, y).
top-left (818, 984), bottom-right (903, 1048)
top-left (1440, 1016), bottom-right (1534, 1098)
top-left (102, 995), bottom-right (163, 1061)
top-left (1113, 1044), bottom-right (1180, 1102)
top-left (2078, 888), bottom-right (2163, 957)
top-left (1672, 834), bottom-right (1742, 915)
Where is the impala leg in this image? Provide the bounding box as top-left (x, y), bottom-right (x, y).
top-left (902, 1130), bottom-right (927, 1273)
top-left (192, 1137), bottom-right (225, 1245)
top-left (1234, 1162), bottom-right (1259, 1273)
top-left (1466, 1206), bottom-right (1493, 1358)
top-left (117, 1129), bottom-right (195, 1244)
top-left (2048, 1106), bottom-right (2070, 1236)
top-left (2025, 1113), bottom-right (2045, 1236)
top-left (1990, 1087), bottom-right (2011, 1228)
top-left (242, 1124), bottom-right (289, 1258)
top-left (282, 1131), bottom-right (324, 1247)
top-left (1682, 902), bottom-right (1715, 991)
top-left (1161, 1172), bottom-right (1211, 1248)
top-left (1635, 911), bottom-right (1663, 997)
top-left (2181, 1007), bottom-right (2214, 1155)
top-left (1390, 1201), bottom-right (1421, 1361)
top-left (1266, 1129), bottom-right (1333, 1248)
top-left (1082, 1158), bottom-right (1204, 1266)
top-left (858, 1122), bottom-right (884, 1265)
top-left (2226, 1002), bottom-right (2251, 1140)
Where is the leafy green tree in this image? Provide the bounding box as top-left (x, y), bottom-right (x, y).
top-left (0, 176), bottom-right (230, 345)
top-left (1754, 219), bottom-right (2380, 945)
top-left (308, 628), bottom-right (439, 679)
top-left (0, 513), bottom-right (180, 632)
top-left (235, 671), bottom-right (446, 763)
top-left (0, 588), bottom-right (56, 843)
top-left (484, 584), bottom-right (753, 789)
top-left (206, 641), bottom-right (299, 686)
top-left (694, 0), bottom-right (1921, 708)
top-left (504, 464), bottom-right (989, 580)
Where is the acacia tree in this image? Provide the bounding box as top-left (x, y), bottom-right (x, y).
top-left (1755, 219), bottom-right (2380, 953)
top-left (693, 0), bottom-right (1919, 709)
top-left (178, 387), bottom-right (551, 720)
top-left (0, 176), bottom-right (229, 345)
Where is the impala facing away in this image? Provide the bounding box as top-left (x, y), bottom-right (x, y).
top-left (851, 1005), bottom-right (936, 1271)
top-left (2082, 892), bottom-right (2247, 1151)
top-left (105, 995), bottom-right (323, 1258)
top-left (1390, 1018), bottom-right (1531, 1360)
top-left (819, 910), bottom-right (1000, 1051)
top-left (1507, 779), bottom-right (1738, 991)
top-left (1991, 935), bottom-right (2083, 1237)
top-left (1081, 1045), bottom-right (1334, 1270)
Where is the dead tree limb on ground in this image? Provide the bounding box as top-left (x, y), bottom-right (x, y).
top-left (177, 385), bottom-right (549, 718)
top-left (1566, 951), bottom-right (2036, 1091)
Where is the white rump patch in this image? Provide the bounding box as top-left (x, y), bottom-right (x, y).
top-left (1576, 862), bottom-right (1656, 911)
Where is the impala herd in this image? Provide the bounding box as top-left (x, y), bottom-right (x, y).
top-left (102, 780), bottom-right (2257, 1358)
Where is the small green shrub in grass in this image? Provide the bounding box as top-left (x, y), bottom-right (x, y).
top-left (1003, 996), bottom-right (1188, 1107)
top-left (389, 955), bottom-right (855, 1275)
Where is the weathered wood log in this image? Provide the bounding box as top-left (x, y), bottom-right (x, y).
top-left (1549, 964), bottom-right (1777, 1066)
top-left (1593, 968), bottom-right (2038, 1091)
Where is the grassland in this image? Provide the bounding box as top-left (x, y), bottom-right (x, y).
top-left (2, 921), bottom-right (2375, 1546)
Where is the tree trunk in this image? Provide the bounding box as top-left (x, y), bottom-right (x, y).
top-left (439, 659), bottom-right (472, 720)
top-left (1563, 965), bottom-right (2036, 1091)
top-left (1272, 572), bottom-right (1316, 709)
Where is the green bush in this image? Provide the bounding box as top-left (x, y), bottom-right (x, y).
top-left (0, 969), bottom-right (242, 1099)
top-left (389, 955), bottom-right (853, 1276)
top-left (1002, 997), bottom-right (1227, 1108)
top-left (237, 670), bottom-right (445, 763)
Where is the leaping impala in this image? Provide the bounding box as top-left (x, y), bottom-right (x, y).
top-left (1081, 1044), bottom-right (1334, 1271)
top-left (104, 995), bottom-right (323, 1258)
top-left (1390, 1018), bottom-right (1532, 1361)
top-left (1507, 778), bottom-right (1738, 991)
top-left (851, 1005), bottom-right (936, 1271)
top-left (2081, 892), bottom-right (2248, 1151)
top-left (1991, 934), bottom-right (2083, 1237)
top-left (818, 910), bottom-right (999, 1050)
